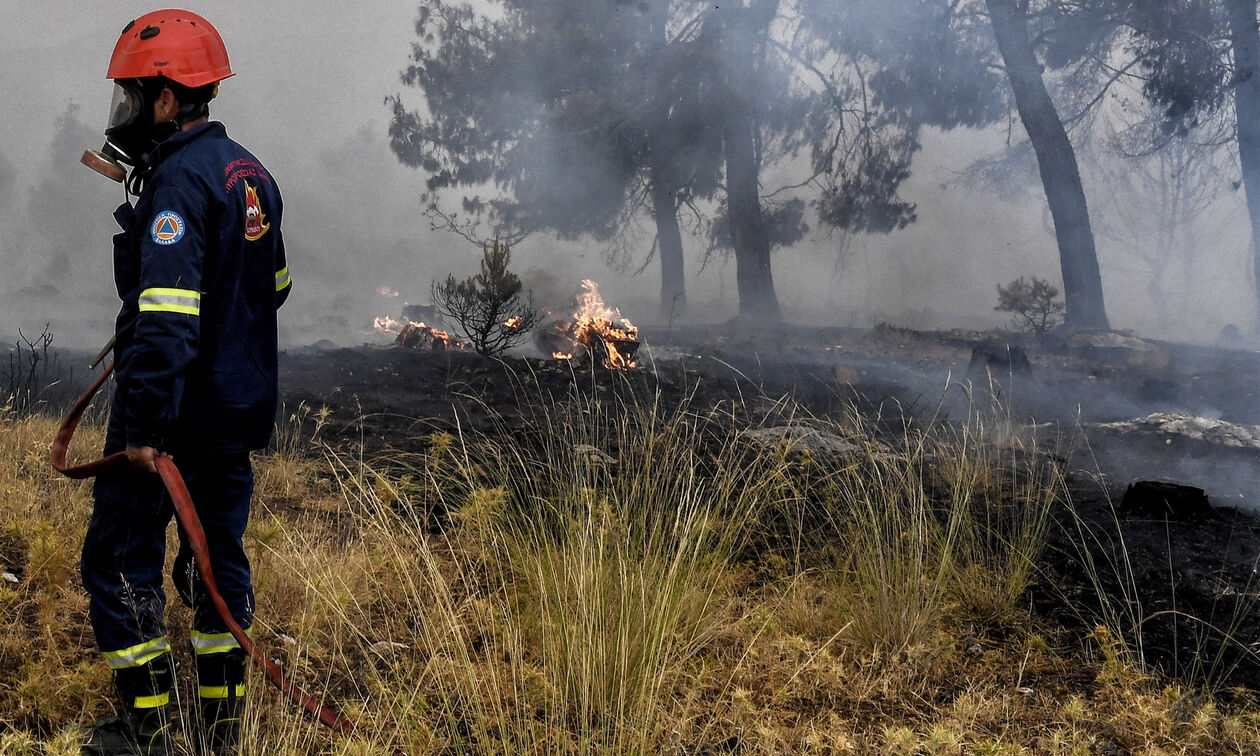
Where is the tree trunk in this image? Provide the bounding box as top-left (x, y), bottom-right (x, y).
top-left (719, 0), bottom-right (782, 320)
top-left (650, 176), bottom-right (687, 321)
top-left (986, 0), bottom-right (1109, 330)
top-left (644, 0), bottom-right (687, 322)
top-left (1226, 0), bottom-right (1260, 323)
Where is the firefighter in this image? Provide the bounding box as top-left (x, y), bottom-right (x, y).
top-left (79, 10), bottom-right (291, 755)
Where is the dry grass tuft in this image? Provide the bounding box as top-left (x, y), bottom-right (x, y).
top-left (1, 389), bottom-right (1259, 754)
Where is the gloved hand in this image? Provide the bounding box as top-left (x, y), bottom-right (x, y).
top-left (125, 445), bottom-right (160, 474)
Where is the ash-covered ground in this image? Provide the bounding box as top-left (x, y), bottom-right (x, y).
top-left (277, 323), bottom-right (1260, 690)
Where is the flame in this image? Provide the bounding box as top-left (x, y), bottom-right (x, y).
top-left (379, 286), bottom-right (400, 298)
top-left (503, 315), bottom-right (524, 329)
top-left (374, 315), bottom-right (465, 350)
top-left (567, 279), bottom-right (638, 369)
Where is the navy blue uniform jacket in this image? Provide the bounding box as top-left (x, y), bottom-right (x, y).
top-left (110, 121), bottom-right (291, 454)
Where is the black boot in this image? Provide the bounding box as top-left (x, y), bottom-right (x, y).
top-left (110, 655), bottom-right (175, 756)
top-left (197, 648), bottom-right (246, 756)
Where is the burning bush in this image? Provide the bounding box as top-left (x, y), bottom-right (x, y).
top-left (431, 239), bottom-right (541, 356)
top-left (373, 315), bottom-right (467, 350)
top-left (995, 276), bottom-right (1065, 335)
top-left (546, 280), bottom-right (640, 369)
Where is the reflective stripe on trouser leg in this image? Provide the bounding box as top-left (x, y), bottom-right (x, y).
top-left (133, 692), bottom-right (171, 709)
top-left (82, 410), bottom-right (175, 659)
top-left (114, 653), bottom-right (174, 708)
top-left (190, 626), bottom-right (252, 655)
top-left (101, 636), bottom-right (170, 669)
top-left (199, 684), bottom-right (246, 699)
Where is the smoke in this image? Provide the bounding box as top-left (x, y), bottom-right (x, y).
top-left (0, 0), bottom-right (1254, 351)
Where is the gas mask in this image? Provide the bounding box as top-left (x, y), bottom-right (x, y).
top-left (81, 80), bottom-right (177, 190)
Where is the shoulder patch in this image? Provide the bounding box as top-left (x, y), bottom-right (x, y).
top-left (243, 181), bottom-right (271, 241)
top-left (150, 210), bottom-right (186, 245)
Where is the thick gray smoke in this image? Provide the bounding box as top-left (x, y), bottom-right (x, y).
top-left (0, 1), bottom-right (1254, 350)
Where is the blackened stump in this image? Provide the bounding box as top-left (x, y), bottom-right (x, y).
top-left (968, 342), bottom-right (1031, 379)
top-left (1121, 481), bottom-right (1212, 521)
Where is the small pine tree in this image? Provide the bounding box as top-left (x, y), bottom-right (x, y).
top-left (995, 276), bottom-right (1065, 335)
top-left (431, 239), bottom-right (541, 356)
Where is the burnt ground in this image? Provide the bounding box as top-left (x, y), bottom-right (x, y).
top-left (34, 323), bottom-right (1258, 690)
top-left (275, 323), bottom-right (1260, 692)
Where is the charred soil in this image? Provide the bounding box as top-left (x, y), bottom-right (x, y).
top-left (277, 324), bottom-right (1260, 693)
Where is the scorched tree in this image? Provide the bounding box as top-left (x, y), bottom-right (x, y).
top-left (1119, 0), bottom-right (1260, 323)
top-left (388, 0), bottom-right (723, 318)
top-left (798, 0), bottom-right (1117, 330)
top-left (389, 0), bottom-right (882, 321)
top-left (431, 238), bottom-right (541, 356)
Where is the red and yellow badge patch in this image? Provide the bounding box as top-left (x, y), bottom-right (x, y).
top-left (243, 181), bottom-right (270, 241)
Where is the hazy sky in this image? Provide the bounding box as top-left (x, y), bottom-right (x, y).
top-left (0, 2), bottom-right (1254, 349)
top-left (0, 2), bottom-right (418, 155)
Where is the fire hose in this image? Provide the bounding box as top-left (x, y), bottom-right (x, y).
top-left (50, 360), bottom-right (354, 735)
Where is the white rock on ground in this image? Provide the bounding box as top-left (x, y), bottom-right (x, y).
top-left (1095, 412), bottom-right (1260, 450)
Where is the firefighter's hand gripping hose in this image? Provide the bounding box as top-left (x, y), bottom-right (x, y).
top-left (50, 361), bottom-right (355, 736)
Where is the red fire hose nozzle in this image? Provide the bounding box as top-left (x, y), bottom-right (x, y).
top-left (50, 361), bottom-right (354, 735)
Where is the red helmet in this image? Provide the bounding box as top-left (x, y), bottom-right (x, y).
top-left (107, 9), bottom-right (233, 88)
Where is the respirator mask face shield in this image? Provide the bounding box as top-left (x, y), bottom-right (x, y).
top-left (82, 80), bottom-right (164, 185)
top-left (105, 82), bottom-right (145, 136)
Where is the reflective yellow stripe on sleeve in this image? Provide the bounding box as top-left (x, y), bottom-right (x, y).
top-left (275, 265), bottom-right (291, 292)
top-left (190, 626), bottom-right (251, 655)
top-left (102, 636), bottom-right (170, 669)
top-left (199, 684), bottom-right (246, 700)
top-left (138, 287), bottom-right (200, 316)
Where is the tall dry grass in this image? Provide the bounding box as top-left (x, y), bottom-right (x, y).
top-left (2, 381), bottom-right (1260, 754)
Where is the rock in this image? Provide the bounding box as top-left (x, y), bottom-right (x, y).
top-left (739, 425), bottom-right (863, 456)
top-left (1096, 412), bottom-right (1260, 450)
top-left (1067, 331), bottom-right (1157, 351)
top-left (1122, 481), bottom-right (1212, 521)
top-left (573, 444), bottom-right (617, 466)
top-left (1066, 330), bottom-right (1171, 370)
top-left (1, 572), bottom-right (17, 584)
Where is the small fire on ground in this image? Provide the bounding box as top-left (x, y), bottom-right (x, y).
top-left (373, 316), bottom-right (467, 351)
top-left (372, 279), bottom-right (638, 368)
top-left (550, 279), bottom-right (639, 369)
